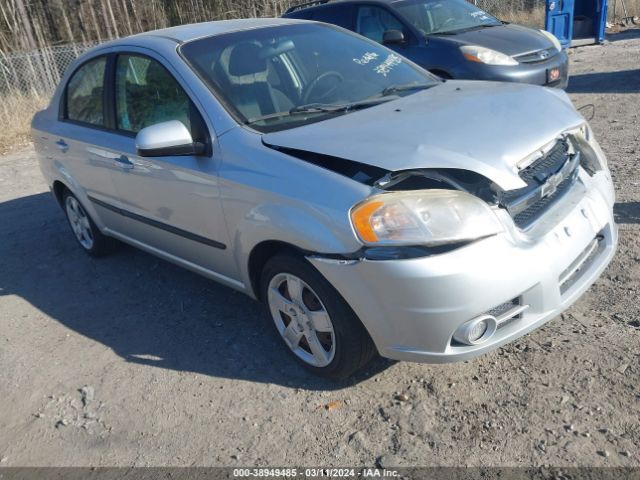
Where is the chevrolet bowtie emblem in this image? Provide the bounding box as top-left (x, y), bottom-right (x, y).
top-left (541, 171), bottom-right (565, 198)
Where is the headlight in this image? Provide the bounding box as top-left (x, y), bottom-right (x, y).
top-left (570, 123), bottom-right (608, 172)
top-left (539, 29), bottom-right (562, 52)
top-left (460, 45), bottom-right (518, 66)
top-left (350, 190), bottom-right (503, 247)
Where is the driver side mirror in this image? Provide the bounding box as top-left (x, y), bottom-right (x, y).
top-left (383, 30), bottom-right (406, 45)
top-left (136, 120), bottom-right (206, 157)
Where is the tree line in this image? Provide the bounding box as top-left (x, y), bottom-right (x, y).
top-left (0, 0), bottom-right (294, 53)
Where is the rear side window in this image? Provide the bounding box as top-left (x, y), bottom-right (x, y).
top-left (311, 5), bottom-right (355, 30)
top-left (115, 54), bottom-right (192, 134)
top-left (66, 57), bottom-right (106, 126)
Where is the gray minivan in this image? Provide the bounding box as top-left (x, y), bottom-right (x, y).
top-left (284, 0), bottom-right (569, 88)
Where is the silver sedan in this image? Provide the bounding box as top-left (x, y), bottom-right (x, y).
top-left (32, 18), bottom-right (617, 378)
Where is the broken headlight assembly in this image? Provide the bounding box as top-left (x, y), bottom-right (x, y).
top-left (350, 190), bottom-right (503, 247)
top-left (569, 123), bottom-right (608, 175)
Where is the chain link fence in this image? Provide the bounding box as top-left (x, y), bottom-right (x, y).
top-left (475, 0), bottom-right (640, 25)
top-left (473, 0), bottom-right (546, 27)
top-left (0, 43), bottom-right (94, 150)
top-left (0, 43), bottom-right (94, 98)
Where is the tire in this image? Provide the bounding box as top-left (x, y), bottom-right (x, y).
top-left (62, 190), bottom-right (117, 257)
top-left (260, 252), bottom-right (376, 379)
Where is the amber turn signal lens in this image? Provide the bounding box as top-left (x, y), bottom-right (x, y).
top-left (351, 201), bottom-right (384, 243)
top-left (463, 53), bottom-right (483, 63)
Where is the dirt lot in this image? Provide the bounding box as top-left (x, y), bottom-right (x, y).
top-left (0, 30), bottom-right (639, 468)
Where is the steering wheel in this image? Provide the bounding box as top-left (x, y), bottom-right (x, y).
top-left (303, 71), bottom-right (344, 104)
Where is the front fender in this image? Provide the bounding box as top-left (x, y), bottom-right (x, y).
top-left (233, 201), bottom-right (362, 298)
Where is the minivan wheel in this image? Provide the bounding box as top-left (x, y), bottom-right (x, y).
top-left (260, 253), bottom-right (376, 379)
top-left (62, 191), bottom-right (116, 257)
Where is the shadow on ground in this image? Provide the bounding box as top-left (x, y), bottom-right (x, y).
top-left (567, 68), bottom-right (640, 94)
top-left (0, 192), bottom-right (393, 390)
top-left (615, 201), bottom-right (640, 225)
top-left (605, 27), bottom-right (640, 43)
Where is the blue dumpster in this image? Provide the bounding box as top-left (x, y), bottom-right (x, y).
top-left (545, 0), bottom-right (608, 48)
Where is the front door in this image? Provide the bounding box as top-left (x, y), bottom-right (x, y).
top-left (545, 0), bottom-right (575, 49)
top-left (102, 52), bottom-right (239, 285)
top-left (354, 5), bottom-right (419, 57)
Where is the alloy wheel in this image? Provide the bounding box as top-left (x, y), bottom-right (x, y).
top-left (267, 273), bottom-right (336, 367)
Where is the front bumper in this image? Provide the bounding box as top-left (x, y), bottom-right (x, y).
top-left (309, 170), bottom-right (616, 363)
top-left (454, 50), bottom-right (570, 89)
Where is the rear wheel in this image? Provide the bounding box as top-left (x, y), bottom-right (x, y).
top-left (261, 253), bottom-right (376, 379)
top-left (63, 191), bottom-right (116, 257)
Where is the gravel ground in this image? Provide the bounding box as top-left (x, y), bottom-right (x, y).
top-left (0, 29), bottom-right (639, 468)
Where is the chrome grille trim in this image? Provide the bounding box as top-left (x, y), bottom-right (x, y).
top-left (514, 48), bottom-right (558, 64)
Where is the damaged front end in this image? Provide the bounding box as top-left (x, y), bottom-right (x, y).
top-left (266, 125), bottom-right (605, 261)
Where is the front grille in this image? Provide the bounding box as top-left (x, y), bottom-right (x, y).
top-left (512, 173), bottom-right (575, 228)
top-left (518, 140), bottom-right (570, 185)
top-left (500, 139), bottom-right (580, 230)
top-left (487, 298), bottom-right (520, 318)
top-left (514, 48), bottom-right (558, 64)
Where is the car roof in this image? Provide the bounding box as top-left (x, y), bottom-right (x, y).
top-left (109, 18), bottom-right (308, 45)
top-left (285, 0), bottom-right (399, 15)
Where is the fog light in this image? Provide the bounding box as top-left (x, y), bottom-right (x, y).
top-left (453, 315), bottom-right (497, 346)
top-left (469, 320), bottom-right (488, 342)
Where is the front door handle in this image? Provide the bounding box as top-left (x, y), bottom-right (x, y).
top-left (55, 139), bottom-right (69, 153)
top-left (114, 155), bottom-right (134, 170)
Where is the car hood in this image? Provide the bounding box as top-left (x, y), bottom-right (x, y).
top-left (433, 23), bottom-right (553, 57)
top-left (263, 81), bottom-right (585, 191)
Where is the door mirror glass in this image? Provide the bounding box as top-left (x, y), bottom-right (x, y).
top-left (383, 29), bottom-right (405, 45)
top-left (136, 120), bottom-right (205, 157)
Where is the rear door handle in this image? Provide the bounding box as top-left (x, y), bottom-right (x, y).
top-left (114, 155), bottom-right (134, 170)
top-left (55, 139), bottom-right (69, 153)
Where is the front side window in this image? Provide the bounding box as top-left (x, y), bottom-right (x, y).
top-left (356, 6), bottom-right (407, 43)
top-left (181, 23), bottom-right (439, 133)
top-left (66, 57), bottom-right (106, 126)
top-left (394, 0), bottom-right (501, 35)
top-left (115, 55), bottom-right (192, 134)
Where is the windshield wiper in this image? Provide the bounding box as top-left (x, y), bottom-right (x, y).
top-left (381, 82), bottom-right (437, 97)
top-left (430, 23), bottom-right (500, 35)
top-left (244, 108), bottom-right (328, 126)
top-left (245, 98), bottom-right (394, 126)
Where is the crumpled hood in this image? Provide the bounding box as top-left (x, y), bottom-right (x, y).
top-left (435, 24), bottom-right (554, 57)
top-left (263, 81), bottom-right (585, 191)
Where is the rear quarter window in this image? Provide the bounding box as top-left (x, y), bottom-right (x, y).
top-left (65, 56), bottom-right (106, 127)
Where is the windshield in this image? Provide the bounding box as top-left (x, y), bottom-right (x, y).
top-left (180, 23), bottom-right (439, 132)
top-left (394, 0), bottom-right (501, 35)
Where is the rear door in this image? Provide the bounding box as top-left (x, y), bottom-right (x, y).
top-left (545, 0), bottom-right (575, 49)
top-left (49, 54), bottom-right (121, 227)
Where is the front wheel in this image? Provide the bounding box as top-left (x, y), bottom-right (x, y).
top-left (260, 253), bottom-right (376, 379)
